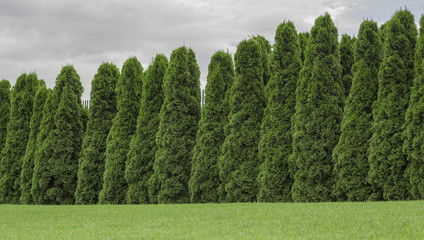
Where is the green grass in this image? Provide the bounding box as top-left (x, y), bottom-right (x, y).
top-left (0, 201), bottom-right (423, 239)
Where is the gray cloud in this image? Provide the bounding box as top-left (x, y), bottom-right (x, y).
top-left (0, 0), bottom-right (420, 99)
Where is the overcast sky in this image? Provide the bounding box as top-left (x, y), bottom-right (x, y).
top-left (0, 0), bottom-right (422, 99)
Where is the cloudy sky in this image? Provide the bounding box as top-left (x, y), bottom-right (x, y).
top-left (0, 0), bottom-right (422, 99)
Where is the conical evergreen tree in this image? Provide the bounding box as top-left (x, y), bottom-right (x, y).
top-left (150, 47), bottom-right (201, 204)
top-left (189, 51), bottom-right (234, 203)
top-left (75, 63), bottom-right (119, 204)
top-left (253, 35), bottom-right (271, 86)
top-left (290, 13), bottom-right (343, 202)
top-left (257, 21), bottom-right (302, 202)
top-left (298, 32), bottom-right (310, 64)
top-left (340, 34), bottom-right (355, 96)
top-left (368, 9), bottom-right (417, 201)
top-left (20, 85), bottom-right (49, 204)
top-left (0, 73), bottom-right (39, 204)
top-left (402, 14), bottom-right (424, 200)
top-left (31, 89), bottom-right (57, 204)
top-left (99, 57), bottom-right (143, 204)
top-left (48, 84), bottom-right (83, 204)
top-left (332, 20), bottom-right (382, 201)
top-left (31, 65), bottom-right (84, 204)
top-left (125, 55), bottom-right (168, 204)
top-left (219, 38), bottom-right (267, 202)
top-left (0, 80), bottom-right (11, 155)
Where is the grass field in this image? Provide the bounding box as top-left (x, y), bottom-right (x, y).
top-left (0, 201), bottom-right (423, 239)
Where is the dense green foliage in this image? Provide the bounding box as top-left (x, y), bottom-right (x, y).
top-left (379, 23), bottom-right (387, 54)
top-left (0, 79), bottom-right (11, 202)
top-left (0, 80), bottom-right (11, 155)
top-left (31, 89), bottom-right (58, 204)
top-left (0, 73), bottom-right (39, 204)
top-left (368, 9), bottom-right (417, 201)
top-left (332, 20), bottom-right (382, 201)
top-left (257, 21), bottom-right (301, 202)
top-left (75, 63), bottom-right (119, 204)
top-left (81, 105), bottom-right (89, 135)
top-left (99, 57), bottom-right (143, 204)
top-left (31, 66), bottom-right (84, 204)
top-left (298, 32), bottom-right (309, 64)
top-left (125, 55), bottom-right (168, 204)
top-left (20, 86), bottom-right (49, 204)
top-left (402, 14), bottom-right (424, 200)
top-left (252, 35), bottom-right (271, 86)
top-left (219, 38), bottom-right (266, 202)
top-left (290, 13), bottom-right (344, 202)
top-left (151, 47), bottom-right (201, 204)
top-left (2, 9), bottom-right (424, 206)
top-left (189, 51), bottom-right (234, 203)
top-left (48, 85), bottom-right (83, 204)
top-left (340, 34), bottom-right (355, 96)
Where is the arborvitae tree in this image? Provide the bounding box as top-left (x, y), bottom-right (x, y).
top-left (75, 63), bottom-right (119, 204)
top-left (340, 34), bottom-right (355, 96)
top-left (0, 79), bottom-right (11, 196)
top-left (31, 90), bottom-right (57, 204)
top-left (150, 47), bottom-right (201, 204)
top-left (368, 9), bottom-right (417, 201)
top-left (253, 35), bottom-right (271, 86)
top-left (48, 85), bottom-right (83, 204)
top-left (298, 32), bottom-right (310, 64)
top-left (257, 21), bottom-right (302, 202)
top-left (99, 57), bottom-right (143, 204)
top-left (125, 55), bottom-right (168, 204)
top-left (189, 51), bottom-right (234, 203)
top-left (219, 39), bottom-right (266, 202)
top-left (332, 20), bottom-right (382, 201)
top-left (290, 13), bottom-right (343, 202)
top-left (20, 86), bottom-right (49, 204)
top-left (402, 14), bottom-right (424, 200)
top-left (31, 66), bottom-right (84, 204)
top-left (0, 73), bottom-right (39, 204)
top-left (0, 80), bottom-right (11, 155)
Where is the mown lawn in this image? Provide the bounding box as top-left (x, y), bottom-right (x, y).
top-left (0, 201), bottom-right (423, 239)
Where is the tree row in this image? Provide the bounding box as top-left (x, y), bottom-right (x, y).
top-left (0, 8), bottom-right (423, 204)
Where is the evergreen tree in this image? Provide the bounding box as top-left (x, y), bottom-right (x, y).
top-left (257, 21), bottom-right (302, 202)
top-left (290, 13), bottom-right (343, 202)
top-left (31, 90), bottom-right (57, 204)
top-left (253, 35), bottom-right (271, 85)
top-left (125, 55), bottom-right (168, 204)
top-left (340, 34), bottom-right (355, 96)
top-left (31, 65), bottom-right (84, 204)
top-left (75, 63), bottom-right (119, 204)
top-left (20, 85), bottom-right (49, 204)
top-left (402, 14), bottom-right (424, 200)
top-left (368, 9), bottom-right (417, 201)
top-left (298, 32), bottom-right (310, 64)
top-left (219, 38), bottom-right (267, 202)
top-left (151, 47), bottom-right (201, 204)
top-left (0, 80), bottom-right (11, 155)
top-left (99, 57), bottom-right (143, 204)
top-left (0, 73), bottom-right (39, 204)
top-left (48, 84), bottom-right (83, 204)
top-left (332, 20), bottom-right (382, 201)
top-left (0, 79), bottom-right (11, 195)
top-left (189, 51), bottom-right (234, 203)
